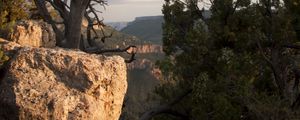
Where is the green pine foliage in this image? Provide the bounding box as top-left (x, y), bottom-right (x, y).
top-left (0, 0), bottom-right (29, 38)
top-left (153, 0), bottom-right (300, 119)
top-left (0, 49), bottom-right (9, 69)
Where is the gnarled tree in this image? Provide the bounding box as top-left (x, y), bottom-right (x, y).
top-left (33, 0), bottom-right (136, 62)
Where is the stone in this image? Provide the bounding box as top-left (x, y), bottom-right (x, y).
top-left (0, 40), bottom-right (127, 120)
top-left (0, 38), bottom-right (21, 52)
top-left (9, 20), bottom-right (56, 48)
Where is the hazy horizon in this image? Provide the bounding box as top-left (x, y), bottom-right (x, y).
top-left (100, 0), bottom-right (260, 22)
top-left (101, 0), bottom-right (164, 22)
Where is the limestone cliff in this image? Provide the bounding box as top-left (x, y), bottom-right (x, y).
top-left (120, 44), bottom-right (163, 119)
top-left (136, 44), bottom-right (163, 53)
top-left (126, 44), bottom-right (163, 80)
top-left (0, 39), bottom-right (127, 120)
top-left (121, 16), bottom-right (163, 44)
top-left (127, 44), bottom-right (163, 69)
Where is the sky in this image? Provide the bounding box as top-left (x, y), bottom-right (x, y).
top-left (99, 0), bottom-right (259, 22)
top-left (100, 0), bottom-right (164, 22)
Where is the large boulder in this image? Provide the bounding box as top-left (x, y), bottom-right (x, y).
top-left (0, 39), bottom-right (127, 120)
top-left (9, 20), bottom-right (56, 48)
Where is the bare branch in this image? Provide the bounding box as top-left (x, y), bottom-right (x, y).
top-left (88, 5), bottom-right (105, 27)
top-left (85, 45), bottom-right (135, 54)
top-left (99, 27), bottom-right (113, 43)
top-left (84, 46), bottom-right (137, 63)
top-left (44, 0), bottom-right (69, 20)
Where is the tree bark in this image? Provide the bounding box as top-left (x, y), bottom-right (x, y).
top-left (65, 0), bottom-right (90, 49)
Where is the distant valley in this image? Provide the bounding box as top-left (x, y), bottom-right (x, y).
top-left (104, 16), bottom-right (164, 119)
top-left (106, 16), bottom-right (163, 45)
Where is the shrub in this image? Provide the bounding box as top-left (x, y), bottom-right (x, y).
top-left (0, 49), bottom-right (9, 68)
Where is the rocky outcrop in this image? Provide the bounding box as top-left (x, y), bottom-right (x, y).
top-left (137, 44), bottom-right (163, 53)
top-left (0, 38), bottom-right (21, 54)
top-left (0, 39), bottom-right (127, 120)
top-left (9, 20), bottom-right (56, 48)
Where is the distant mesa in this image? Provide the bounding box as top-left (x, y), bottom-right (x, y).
top-left (120, 16), bottom-right (164, 45)
top-left (132, 16), bottom-right (163, 22)
top-left (111, 13), bottom-right (211, 45)
top-left (105, 22), bottom-right (129, 31)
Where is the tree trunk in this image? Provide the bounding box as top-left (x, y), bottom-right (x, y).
top-left (65, 0), bottom-right (89, 49)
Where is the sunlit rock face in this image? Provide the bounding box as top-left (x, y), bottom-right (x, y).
top-left (136, 44), bottom-right (163, 53)
top-left (127, 44), bottom-right (163, 69)
top-left (126, 44), bottom-right (163, 79)
top-left (0, 39), bottom-right (127, 120)
top-left (9, 20), bottom-right (56, 48)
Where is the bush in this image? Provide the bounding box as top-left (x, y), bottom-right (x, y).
top-left (0, 49), bottom-right (9, 68)
top-left (0, 0), bottom-right (29, 39)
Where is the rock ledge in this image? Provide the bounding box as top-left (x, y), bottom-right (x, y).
top-left (0, 39), bottom-right (127, 120)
